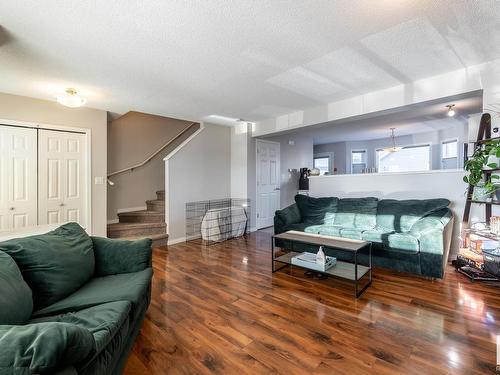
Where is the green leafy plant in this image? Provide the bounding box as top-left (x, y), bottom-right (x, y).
top-left (464, 139), bottom-right (500, 193)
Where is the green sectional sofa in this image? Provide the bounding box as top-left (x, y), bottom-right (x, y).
top-left (0, 222), bottom-right (153, 375)
top-left (274, 195), bottom-right (454, 279)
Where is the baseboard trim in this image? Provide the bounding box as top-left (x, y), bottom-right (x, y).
top-left (168, 237), bottom-right (186, 245)
top-left (107, 219), bottom-right (119, 224)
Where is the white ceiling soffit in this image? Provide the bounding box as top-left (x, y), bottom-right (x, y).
top-left (268, 91), bottom-right (483, 145)
top-left (1, 1), bottom-right (500, 123)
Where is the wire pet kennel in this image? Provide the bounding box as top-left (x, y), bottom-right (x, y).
top-left (186, 198), bottom-right (250, 244)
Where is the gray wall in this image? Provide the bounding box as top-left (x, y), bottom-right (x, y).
top-left (107, 111), bottom-right (196, 220)
top-left (314, 141), bottom-right (347, 174)
top-left (264, 132), bottom-right (313, 208)
top-left (314, 122), bottom-right (468, 174)
top-left (167, 123), bottom-right (231, 242)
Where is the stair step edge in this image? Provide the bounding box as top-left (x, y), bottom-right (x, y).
top-left (118, 210), bottom-right (164, 216)
top-left (108, 222), bottom-right (166, 230)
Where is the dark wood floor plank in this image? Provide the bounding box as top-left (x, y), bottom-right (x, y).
top-left (124, 230), bottom-right (500, 374)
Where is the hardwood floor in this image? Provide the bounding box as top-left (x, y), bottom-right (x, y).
top-left (124, 230), bottom-right (500, 374)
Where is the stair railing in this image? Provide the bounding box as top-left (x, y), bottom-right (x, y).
top-left (107, 122), bottom-right (198, 183)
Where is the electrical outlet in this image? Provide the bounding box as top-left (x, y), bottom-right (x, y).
top-left (94, 176), bottom-right (104, 185)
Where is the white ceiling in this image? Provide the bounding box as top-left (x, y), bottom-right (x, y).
top-left (270, 92), bottom-right (483, 145)
top-left (0, 1), bottom-right (499, 123)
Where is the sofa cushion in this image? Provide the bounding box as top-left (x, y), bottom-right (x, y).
top-left (0, 251), bottom-right (33, 325)
top-left (0, 322), bottom-right (94, 374)
top-left (362, 230), bottom-right (393, 243)
top-left (340, 228), bottom-right (363, 240)
top-left (0, 222), bottom-right (95, 310)
top-left (32, 268), bottom-right (153, 319)
top-left (318, 225), bottom-right (342, 237)
top-left (294, 195), bottom-right (338, 225)
top-left (376, 199), bottom-right (450, 233)
top-left (385, 233), bottom-right (420, 253)
top-left (333, 198), bottom-right (378, 230)
top-left (286, 223), bottom-right (322, 234)
top-left (30, 301), bottom-right (131, 354)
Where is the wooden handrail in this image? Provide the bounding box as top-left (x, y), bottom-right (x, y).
top-left (107, 122), bottom-right (198, 178)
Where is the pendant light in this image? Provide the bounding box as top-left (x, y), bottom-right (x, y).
top-left (382, 128), bottom-right (402, 153)
top-left (446, 104), bottom-right (456, 117)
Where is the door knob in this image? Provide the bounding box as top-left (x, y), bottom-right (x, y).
top-left (59, 203), bottom-right (65, 207)
top-left (9, 207), bottom-right (14, 211)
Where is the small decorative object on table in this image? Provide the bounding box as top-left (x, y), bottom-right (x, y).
top-left (291, 247), bottom-right (336, 272)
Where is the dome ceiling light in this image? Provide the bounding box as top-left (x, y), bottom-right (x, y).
top-left (56, 88), bottom-right (87, 108)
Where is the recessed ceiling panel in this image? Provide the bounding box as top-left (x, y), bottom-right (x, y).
top-left (305, 47), bottom-right (402, 93)
top-left (267, 67), bottom-right (347, 102)
top-left (360, 18), bottom-right (464, 81)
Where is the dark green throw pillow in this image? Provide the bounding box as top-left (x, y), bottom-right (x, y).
top-left (294, 195), bottom-right (338, 225)
top-left (0, 251), bottom-right (33, 324)
top-left (0, 223), bottom-right (95, 310)
top-left (91, 237), bottom-right (152, 276)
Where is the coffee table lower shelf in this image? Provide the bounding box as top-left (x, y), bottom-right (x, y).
top-left (274, 251), bottom-right (370, 281)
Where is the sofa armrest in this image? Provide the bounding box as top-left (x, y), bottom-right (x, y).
top-left (91, 237), bottom-right (152, 276)
top-left (0, 322), bottom-right (94, 374)
top-left (409, 208), bottom-right (454, 278)
top-left (274, 204), bottom-right (301, 234)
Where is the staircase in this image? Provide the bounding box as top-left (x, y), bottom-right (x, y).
top-left (107, 190), bottom-right (168, 246)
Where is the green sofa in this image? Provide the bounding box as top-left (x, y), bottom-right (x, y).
top-left (274, 195), bottom-right (454, 279)
top-left (0, 222), bottom-right (153, 374)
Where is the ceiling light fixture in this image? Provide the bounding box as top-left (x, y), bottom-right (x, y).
top-left (56, 88), bottom-right (87, 108)
top-left (446, 104), bottom-right (456, 117)
top-left (382, 128), bottom-right (402, 153)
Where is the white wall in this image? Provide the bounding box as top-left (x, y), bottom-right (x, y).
top-left (231, 123), bottom-right (250, 199)
top-left (0, 92), bottom-right (108, 236)
top-left (166, 123), bottom-right (231, 243)
top-left (309, 170), bottom-right (491, 260)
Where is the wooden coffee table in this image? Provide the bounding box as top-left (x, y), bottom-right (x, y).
top-left (272, 230), bottom-right (372, 297)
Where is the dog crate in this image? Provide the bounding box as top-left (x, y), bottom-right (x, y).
top-left (186, 198), bottom-right (250, 244)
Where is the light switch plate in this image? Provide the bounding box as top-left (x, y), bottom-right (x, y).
top-left (94, 176), bottom-right (104, 185)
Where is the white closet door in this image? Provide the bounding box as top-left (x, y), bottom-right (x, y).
top-left (0, 125), bottom-right (38, 231)
top-left (38, 130), bottom-right (87, 228)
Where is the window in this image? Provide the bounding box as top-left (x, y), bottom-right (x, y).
top-left (442, 139), bottom-right (458, 159)
top-left (442, 139), bottom-right (458, 169)
top-left (376, 144), bottom-right (430, 172)
top-left (351, 150), bottom-right (366, 174)
top-left (314, 156), bottom-right (330, 175)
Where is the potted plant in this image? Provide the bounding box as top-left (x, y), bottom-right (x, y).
top-left (464, 139), bottom-right (500, 200)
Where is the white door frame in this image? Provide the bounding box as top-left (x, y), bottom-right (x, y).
top-left (0, 118), bottom-right (92, 233)
top-left (255, 139), bottom-right (280, 229)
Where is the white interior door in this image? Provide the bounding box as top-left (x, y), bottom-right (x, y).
top-left (0, 125), bottom-right (38, 231)
top-left (256, 139), bottom-right (280, 229)
top-left (38, 130), bottom-right (87, 228)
